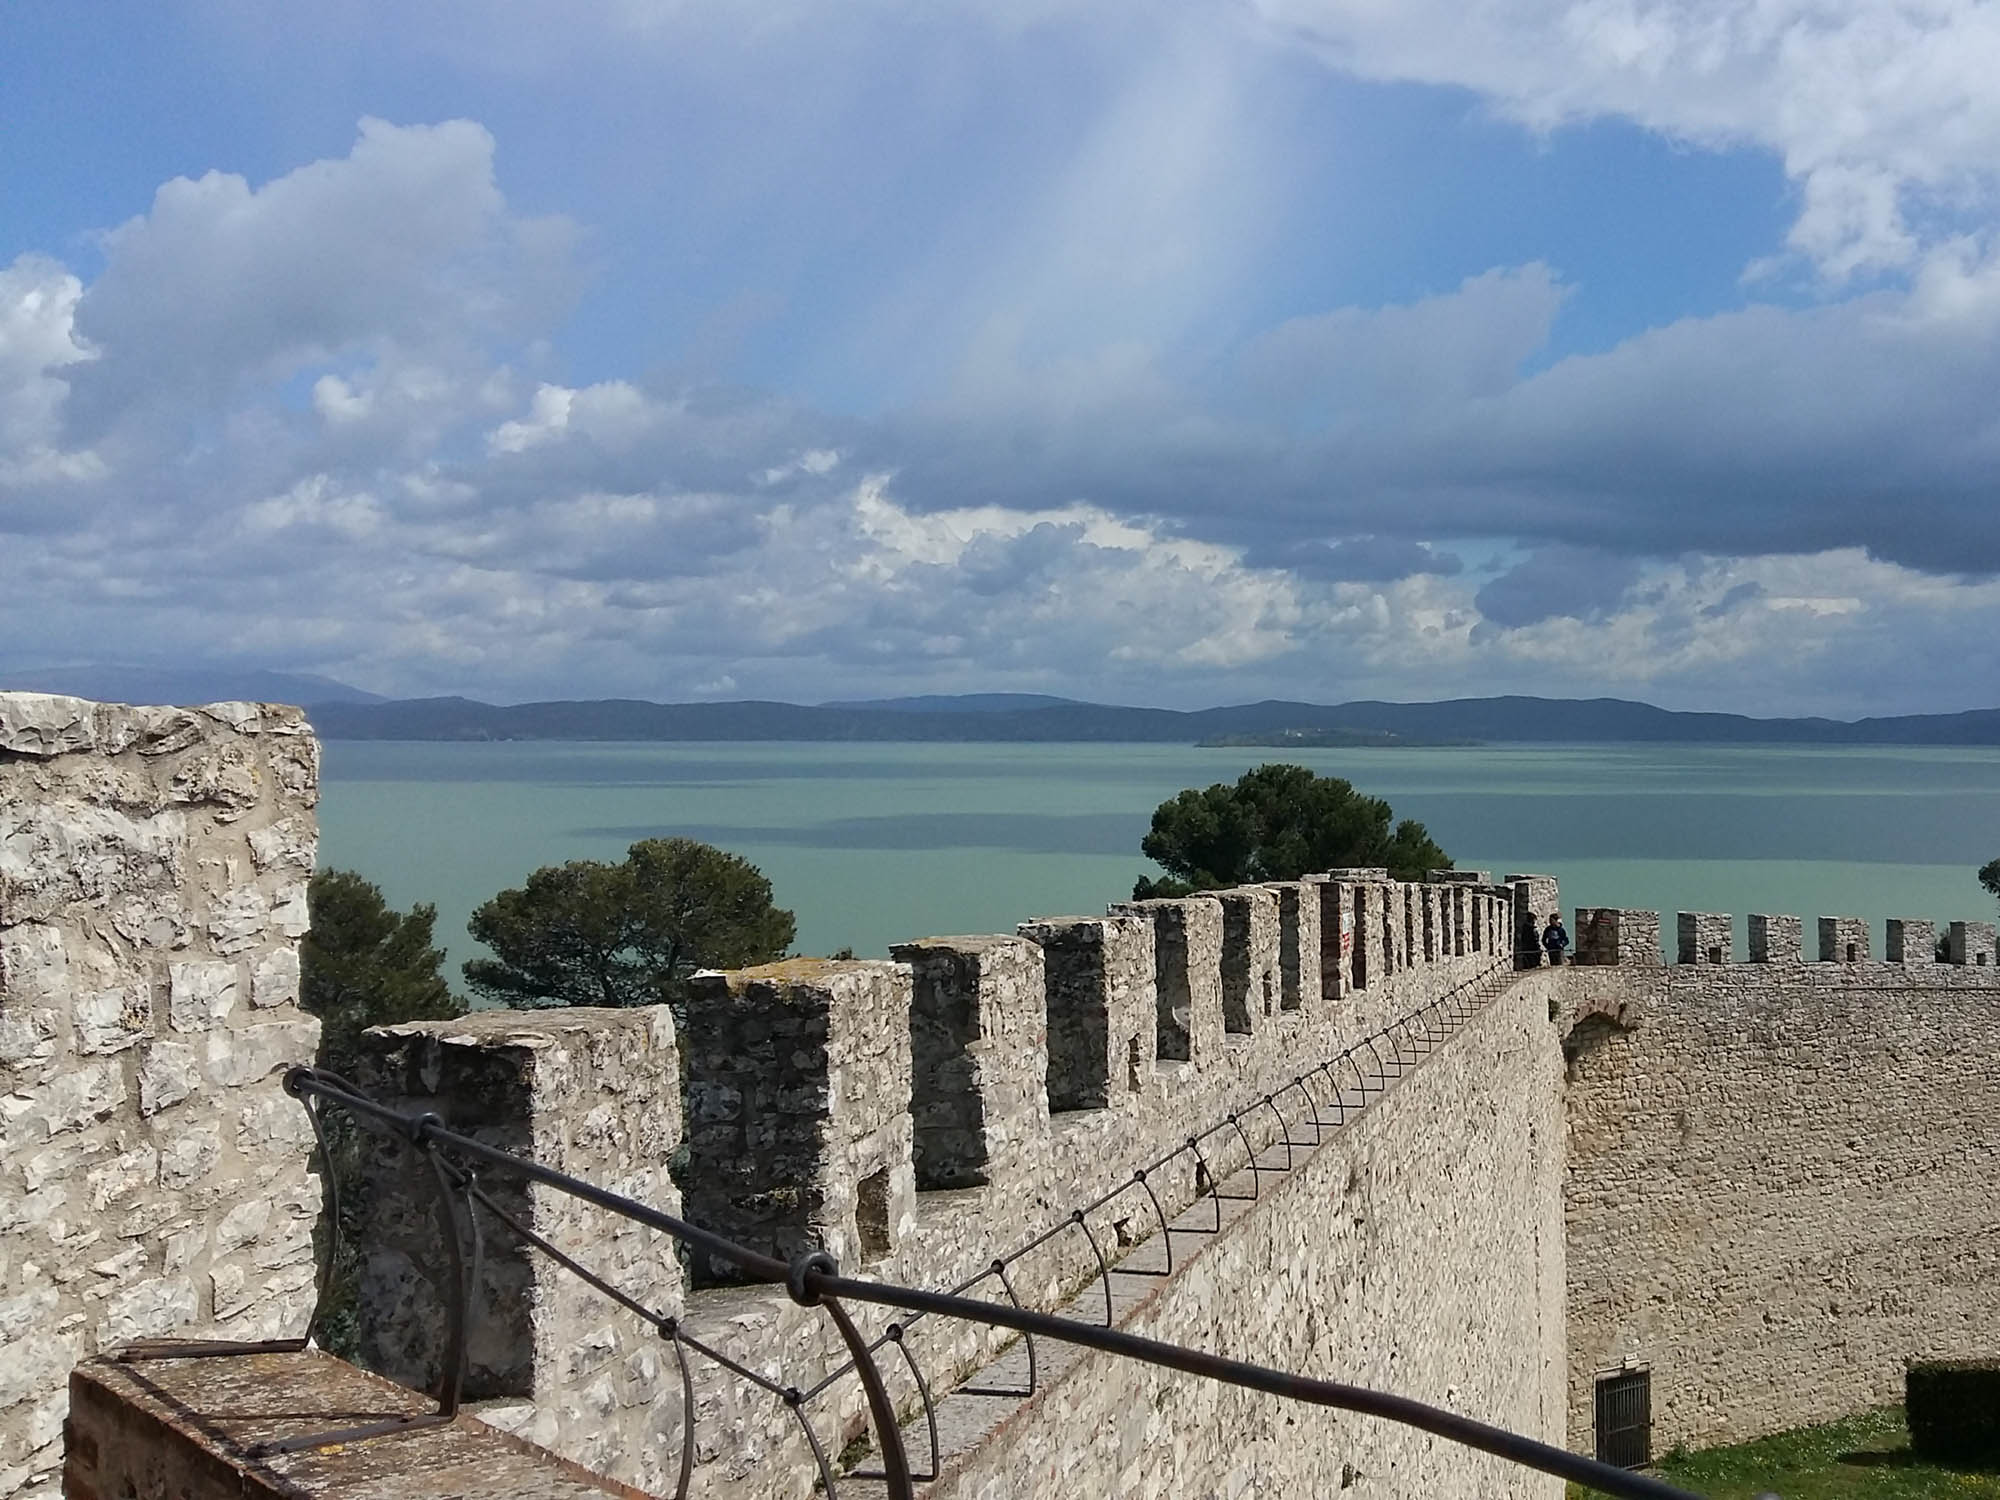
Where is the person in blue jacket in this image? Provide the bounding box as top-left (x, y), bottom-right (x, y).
top-left (1541, 913), bottom-right (1570, 966)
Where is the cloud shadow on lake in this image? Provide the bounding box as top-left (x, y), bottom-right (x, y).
top-left (576, 812), bottom-right (1148, 856)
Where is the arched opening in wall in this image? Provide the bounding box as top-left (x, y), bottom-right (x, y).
top-left (856, 1166), bottom-right (893, 1262)
top-left (1562, 1011), bottom-right (1633, 1081)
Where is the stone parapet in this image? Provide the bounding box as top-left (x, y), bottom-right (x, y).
top-left (1208, 889), bottom-right (1278, 1035)
top-left (682, 960), bottom-right (914, 1281)
top-left (1749, 913), bottom-right (1802, 963)
top-left (0, 693), bottom-right (320, 1500)
top-left (1575, 908), bottom-right (1662, 966)
top-left (1107, 898), bottom-right (1222, 1065)
top-left (1818, 915), bottom-right (1870, 963)
top-left (338, 868), bottom-right (1513, 1500)
top-left (1886, 917), bottom-right (1936, 965)
top-left (1561, 943), bottom-right (2000, 1455)
top-left (350, 1007), bottom-right (681, 1486)
top-left (1676, 912), bottom-right (1732, 965)
top-left (891, 934), bottom-right (1049, 1190)
top-left (1949, 920), bottom-right (1997, 967)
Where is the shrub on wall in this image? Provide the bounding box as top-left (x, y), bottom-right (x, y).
top-left (1907, 1359), bottom-right (2000, 1462)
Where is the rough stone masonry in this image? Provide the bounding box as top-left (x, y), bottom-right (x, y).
top-left (8, 695), bottom-right (2000, 1500)
top-left (0, 694), bottom-right (322, 1500)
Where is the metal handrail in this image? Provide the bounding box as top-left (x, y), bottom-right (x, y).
top-left (133, 956), bottom-right (1713, 1500)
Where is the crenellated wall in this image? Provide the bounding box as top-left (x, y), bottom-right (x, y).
top-left (355, 871), bottom-right (1530, 1498)
top-left (0, 693), bottom-right (322, 1500)
top-left (12, 699), bottom-right (2000, 1499)
top-left (1563, 906), bottom-right (2000, 1455)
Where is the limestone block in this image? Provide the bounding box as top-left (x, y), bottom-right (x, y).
top-left (1817, 916), bottom-right (1869, 963)
top-left (73, 986), bottom-right (151, 1055)
top-left (216, 1199), bottom-right (271, 1254)
top-left (0, 1005), bottom-right (61, 1073)
top-left (165, 742), bottom-right (260, 817)
top-left (136, 1040), bottom-right (203, 1116)
top-left (157, 1132), bottom-right (220, 1192)
top-left (1677, 913), bottom-right (1732, 965)
top-left (889, 934), bottom-right (1050, 1191)
top-left (199, 702), bottom-right (264, 733)
top-left (1886, 917), bottom-right (1937, 965)
top-left (206, 887), bottom-right (271, 955)
top-left (203, 1019), bottom-right (319, 1089)
top-left (0, 805), bottom-right (188, 922)
top-left (250, 947), bottom-right (300, 1008)
top-left (0, 695), bottom-right (96, 757)
top-left (167, 961), bottom-right (237, 1032)
top-left (1749, 914), bottom-right (1802, 964)
top-left (247, 818), bottom-right (315, 874)
top-left (0, 1061), bottom-right (124, 1152)
top-left (97, 1277), bottom-right (197, 1345)
top-left (85, 1148), bottom-right (158, 1213)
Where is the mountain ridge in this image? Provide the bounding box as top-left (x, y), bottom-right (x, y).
top-left (301, 693), bottom-right (2000, 746)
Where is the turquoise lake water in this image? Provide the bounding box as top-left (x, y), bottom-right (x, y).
top-left (316, 739), bottom-right (2000, 970)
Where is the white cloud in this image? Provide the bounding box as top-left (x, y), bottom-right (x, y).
top-left (0, 255), bottom-right (102, 489)
top-left (1251, 0), bottom-right (2000, 277)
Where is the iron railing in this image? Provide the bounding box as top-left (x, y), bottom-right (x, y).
top-left (125, 959), bottom-right (1718, 1500)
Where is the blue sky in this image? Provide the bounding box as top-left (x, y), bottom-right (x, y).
top-left (4, 0), bottom-right (2000, 714)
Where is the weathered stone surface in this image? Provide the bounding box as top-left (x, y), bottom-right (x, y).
top-left (1817, 914), bottom-right (1871, 962)
top-left (352, 1006), bottom-right (683, 1491)
top-left (1563, 928), bottom-right (2000, 1455)
top-left (1018, 916), bottom-right (1153, 1111)
top-left (683, 961), bottom-right (913, 1280)
top-left (891, 935), bottom-right (1049, 1191)
top-left (0, 692), bottom-right (320, 1495)
top-left (167, 961), bottom-right (237, 1032)
top-left (1749, 912), bottom-right (1802, 963)
top-left (1676, 911), bottom-right (1731, 965)
top-left (0, 696), bottom-right (95, 758)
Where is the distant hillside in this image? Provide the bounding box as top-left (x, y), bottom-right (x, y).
top-left (819, 693), bottom-right (1087, 714)
top-left (304, 693), bottom-right (2000, 746)
top-left (3, 664), bottom-right (384, 707)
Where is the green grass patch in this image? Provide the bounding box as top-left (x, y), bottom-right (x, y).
top-left (1570, 1407), bottom-right (2000, 1499)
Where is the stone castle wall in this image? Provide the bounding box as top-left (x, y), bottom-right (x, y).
top-left (12, 693), bottom-right (2000, 1499)
top-left (356, 870), bottom-right (1533, 1498)
top-left (0, 694), bottom-right (322, 1500)
top-left (1562, 905), bottom-right (2000, 1454)
top-left (919, 968), bottom-right (1568, 1500)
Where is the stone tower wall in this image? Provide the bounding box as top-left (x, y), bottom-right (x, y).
top-left (1562, 908), bottom-right (2000, 1456)
top-left (0, 694), bottom-right (322, 1500)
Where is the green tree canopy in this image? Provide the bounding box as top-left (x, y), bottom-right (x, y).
top-left (1133, 763), bottom-right (1451, 899)
top-left (1981, 858), bottom-right (2000, 906)
top-left (301, 869), bottom-right (463, 1072)
top-left (464, 837), bottom-right (796, 1011)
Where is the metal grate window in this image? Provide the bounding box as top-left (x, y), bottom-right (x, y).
top-left (1595, 1371), bottom-right (1652, 1469)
